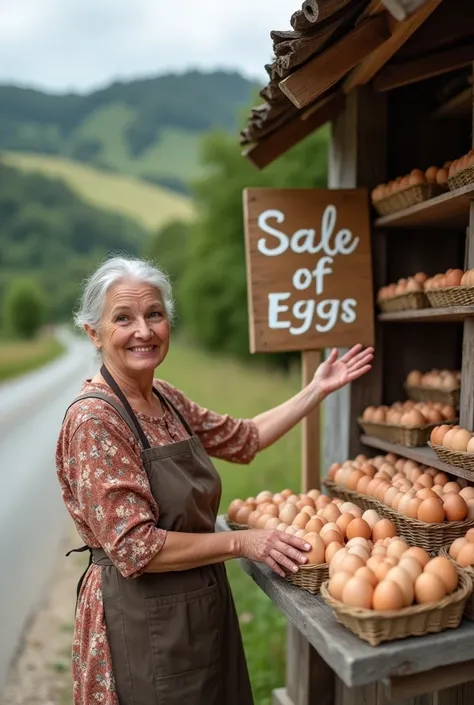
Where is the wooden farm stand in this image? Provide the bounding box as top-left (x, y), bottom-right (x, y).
top-left (226, 0), bottom-right (474, 703)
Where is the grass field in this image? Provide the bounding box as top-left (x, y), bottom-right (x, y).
top-left (158, 340), bottom-right (301, 704)
top-left (0, 334), bottom-right (65, 382)
top-left (74, 104), bottom-right (204, 183)
top-left (1, 151), bottom-right (195, 231)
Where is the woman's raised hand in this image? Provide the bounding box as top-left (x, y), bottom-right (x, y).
top-left (237, 529), bottom-right (310, 577)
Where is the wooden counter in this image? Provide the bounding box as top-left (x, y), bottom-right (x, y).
top-left (216, 516), bottom-right (474, 704)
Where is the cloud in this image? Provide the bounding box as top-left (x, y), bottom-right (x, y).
top-left (0, 0), bottom-right (297, 93)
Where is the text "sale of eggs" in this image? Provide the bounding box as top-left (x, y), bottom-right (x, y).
top-left (257, 204), bottom-right (360, 335)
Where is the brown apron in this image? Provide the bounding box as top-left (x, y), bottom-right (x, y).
top-left (65, 366), bottom-right (254, 705)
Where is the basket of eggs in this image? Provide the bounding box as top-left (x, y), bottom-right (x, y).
top-left (359, 401), bottom-right (457, 448)
top-left (321, 540), bottom-right (471, 646)
top-left (447, 151), bottom-right (474, 191)
top-left (429, 425), bottom-right (474, 472)
top-left (377, 273), bottom-right (429, 313)
top-left (326, 453), bottom-right (474, 552)
top-left (371, 166), bottom-right (448, 217)
top-left (440, 530), bottom-right (474, 620)
top-left (404, 369), bottom-right (460, 408)
top-left (424, 268), bottom-right (474, 308)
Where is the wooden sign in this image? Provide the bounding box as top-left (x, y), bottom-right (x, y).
top-left (243, 188), bottom-right (374, 353)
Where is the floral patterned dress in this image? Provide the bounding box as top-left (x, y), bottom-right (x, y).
top-left (56, 378), bottom-right (259, 705)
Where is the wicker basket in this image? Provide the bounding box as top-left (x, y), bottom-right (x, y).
top-left (224, 515), bottom-right (248, 531)
top-left (374, 183), bottom-right (446, 217)
top-left (439, 544), bottom-right (474, 621)
top-left (357, 417), bottom-right (456, 448)
top-left (448, 165), bottom-right (474, 191)
top-left (378, 291), bottom-right (429, 313)
top-left (429, 443), bottom-right (474, 472)
top-left (285, 562), bottom-right (329, 595)
top-left (320, 569), bottom-right (471, 646)
top-left (378, 502), bottom-right (474, 552)
top-left (425, 286), bottom-right (474, 308)
top-left (404, 384), bottom-right (460, 408)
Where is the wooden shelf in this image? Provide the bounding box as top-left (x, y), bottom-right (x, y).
top-left (360, 434), bottom-right (474, 482)
top-left (433, 87), bottom-right (473, 120)
top-left (375, 182), bottom-right (474, 229)
top-left (378, 306), bottom-right (474, 323)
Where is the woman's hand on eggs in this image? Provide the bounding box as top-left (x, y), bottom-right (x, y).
top-left (238, 529), bottom-right (310, 578)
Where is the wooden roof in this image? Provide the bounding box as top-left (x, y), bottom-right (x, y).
top-left (242, 0), bottom-right (474, 169)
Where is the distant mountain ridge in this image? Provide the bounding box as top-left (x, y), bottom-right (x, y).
top-left (0, 70), bottom-right (259, 193)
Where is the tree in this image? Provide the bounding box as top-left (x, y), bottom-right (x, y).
top-left (177, 126), bottom-right (329, 366)
top-left (3, 278), bottom-right (46, 339)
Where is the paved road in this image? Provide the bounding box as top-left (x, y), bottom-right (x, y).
top-left (0, 331), bottom-right (95, 693)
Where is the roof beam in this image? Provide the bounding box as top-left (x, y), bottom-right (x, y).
top-left (381, 0), bottom-right (433, 21)
top-left (373, 42), bottom-right (474, 91)
top-left (278, 14), bottom-right (390, 109)
top-left (243, 93), bottom-right (345, 170)
top-left (343, 0), bottom-right (442, 92)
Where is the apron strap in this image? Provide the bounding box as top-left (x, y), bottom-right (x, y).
top-left (100, 365), bottom-right (151, 449)
top-left (153, 387), bottom-right (195, 437)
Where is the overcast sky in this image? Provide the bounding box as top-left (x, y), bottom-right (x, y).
top-left (0, 0), bottom-right (298, 94)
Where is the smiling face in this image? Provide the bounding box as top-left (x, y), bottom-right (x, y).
top-left (85, 278), bottom-right (170, 379)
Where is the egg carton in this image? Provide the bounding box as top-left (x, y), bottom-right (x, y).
top-left (439, 545), bottom-right (474, 621)
top-left (320, 568), bottom-right (471, 646)
top-left (377, 291), bottom-right (429, 313)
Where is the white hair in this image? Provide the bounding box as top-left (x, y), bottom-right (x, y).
top-left (74, 255), bottom-right (174, 330)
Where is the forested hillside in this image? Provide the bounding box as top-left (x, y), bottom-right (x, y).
top-left (0, 161), bottom-right (145, 324)
top-left (0, 71), bottom-right (258, 192)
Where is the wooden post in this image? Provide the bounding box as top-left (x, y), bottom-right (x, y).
top-left (301, 350), bottom-right (322, 491)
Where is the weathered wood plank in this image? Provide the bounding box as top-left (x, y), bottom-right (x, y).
top-left (343, 0), bottom-right (441, 92)
top-left (215, 516), bottom-right (474, 690)
top-left (279, 15), bottom-right (390, 109)
top-left (244, 93), bottom-right (345, 170)
top-left (386, 661), bottom-right (474, 699)
top-left (373, 44), bottom-right (474, 92)
top-left (381, 0), bottom-right (432, 21)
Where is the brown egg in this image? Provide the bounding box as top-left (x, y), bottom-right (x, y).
top-left (320, 522), bottom-right (342, 538)
top-left (341, 577), bottom-right (374, 609)
top-left (293, 512), bottom-right (310, 530)
top-left (372, 519), bottom-right (397, 541)
top-left (451, 430), bottom-right (472, 453)
top-left (466, 528), bottom-right (474, 542)
top-left (401, 409), bottom-right (426, 427)
top-left (301, 505), bottom-right (316, 517)
top-left (305, 518), bottom-right (324, 534)
top-left (325, 542), bottom-right (344, 564)
top-left (372, 561), bottom-right (393, 582)
top-left (460, 487), bottom-right (474, 501)
top-left (346, 518), bottom-right (372, 540)
top-left (340, 554), bottom-right (366, 574)
top-left (386, 566), bottom-right (414, 606)
top-left (444, 481), bottom-right (461, 495)
top-left (265, 517), bottom-right (281, 529)
top-left (404, 497), bottom-right (422, 519)
top-left (417, 473), bottom-right (434, 489)
top-left (456, 542), bottom-right (474, 567)
top-left (235, 506), bottom-right (253, 525)
top-left (386, 539), bottom-right (409, 559)
top-left (449, 537), bottom-right (468, 560)
top-left (307, 489), bottom-right (321, 502)
top-left (329, 548), bottom-right (349, 577)
top-left (372, 580), bottom-right (405, 611)
top-left (404, 546), bottom-right (430, 567)
top-left (256, 490), bottom-right (273, 503)
top-left (425, 166), bottom-right (438, 183)
top-left (348, 545), bottom-right (370, 563)
top-left (279, 505), bottom-right (298, 525)
top-left (276, 522), bottom-right (289, 532)
top-left (321, 530), bottom-right (344, 547)
top-left (434, 471), bottom-right (449, 486)
top-left (444, 494), bottom-right (468, 521)
top-left (417, 497), bottom-right (445, 523)
top-left (328, 571), bottom-right (353, 601)
top-left (339, 502), bottom-right (363, 518)
top-left (398, 556), bottom-right (423, 581)
top-left (336, 513), bottom-right (354, 537)
top-left (415, 573), bottom-right (446, 604)
top-left (322, 504), bottom-right (341, 523)
top-left (303, 532), bottom-right (326, 565)
top-left (354, 566), bottom-right (378, 588)
top-left (247, 510), bottom-right (262, 528)
top-left (256, 513), bottom-right (273, 528)
top-left (424, 557), bottom-right (458, 593)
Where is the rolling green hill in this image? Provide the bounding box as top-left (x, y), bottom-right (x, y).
top-left (0, 70), bottom-right (258, 193)
top-left (1, 152), bottom-right (194, 231)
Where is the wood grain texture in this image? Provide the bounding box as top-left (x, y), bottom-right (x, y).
top-left (243, 93), bottom-right (345, 170)
top-left (378, 307), bottom-right (474, 323)
top-left (387, 660), bottom-right (474, 699)
top-left (243, 188), bottom-right (375, 353)
top-left (373, 44), bottom-right (474, 92)
top-left (343, 0), bottom-right (442, 92)
top-left (279, 15), bottom-right (391, 109)
top-left (301, 351), bottom-right (322, 491)
top-left (375, 182), bottom-right (474, 229)
top-left (215, 516), bottom-right (474, 690)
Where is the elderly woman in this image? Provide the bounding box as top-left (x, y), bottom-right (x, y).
top-left (56, 255), bottom-right (373, 705)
